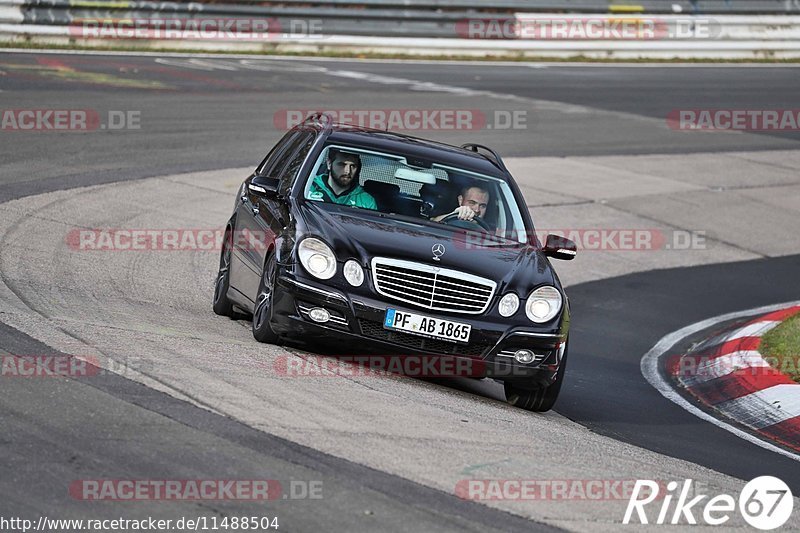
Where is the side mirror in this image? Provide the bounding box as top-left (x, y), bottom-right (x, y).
top-left (542, 234), bottom-right (577, 260)
top-left (249, 176), bottom-right (281, 197)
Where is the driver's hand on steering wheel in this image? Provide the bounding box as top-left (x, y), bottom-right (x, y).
top-left (452, 206), bottom-right (476, 221)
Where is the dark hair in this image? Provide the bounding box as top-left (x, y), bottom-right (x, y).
top-left (459, 184), bottom-right (489, 198)
top-left (328, 148), bottom-right (361, 166)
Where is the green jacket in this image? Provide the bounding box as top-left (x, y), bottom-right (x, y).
top-left (308, 174), bottom-right (378, 210)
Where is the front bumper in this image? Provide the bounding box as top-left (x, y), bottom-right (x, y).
top-left (269, 273), bottom-right (568, 386)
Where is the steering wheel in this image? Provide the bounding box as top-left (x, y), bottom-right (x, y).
top-left (439, 212), bottom-right (492, 232)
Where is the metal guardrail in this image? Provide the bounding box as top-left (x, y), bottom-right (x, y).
top-left (3, 0), bottom-right (800, 38)
top-left (6, 0), bottom-right (800, 14)
top-left (1, 0), bottom-right (799, 57)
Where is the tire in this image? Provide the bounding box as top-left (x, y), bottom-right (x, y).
top-left (212, 229), bottom-right (234, 317)
top-left (504, 339), bottom-right (568, 412)
top-left (252, 252), bottom-right (280, 344)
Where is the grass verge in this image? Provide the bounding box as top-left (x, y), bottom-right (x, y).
top-left (760, 313), bottom-right (800, 383)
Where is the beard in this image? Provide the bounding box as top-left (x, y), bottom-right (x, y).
top-left (332, 172), bottom-right (355, 188)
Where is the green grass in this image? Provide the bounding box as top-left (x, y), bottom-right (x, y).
top-left (760, 313), bottom-right (800, 383)
top-left (2, 40), bottom-right (800, 63)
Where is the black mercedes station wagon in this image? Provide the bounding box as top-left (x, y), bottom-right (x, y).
top-left (213, 114), bottom-right (577, 412)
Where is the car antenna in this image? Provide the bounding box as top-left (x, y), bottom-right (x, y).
top-left (461, 143), bottom-right (508, 173)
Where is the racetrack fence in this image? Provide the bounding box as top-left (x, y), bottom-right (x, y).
top-left (1, 0), bottom-right (800, 58)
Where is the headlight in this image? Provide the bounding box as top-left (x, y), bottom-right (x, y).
top-left (298, 237), bottom-right (336, 280)
top-left (343, 259), bottom-right (364, 287)
top-left (498, 293), bottom-right (519, 317)
top-left (525, 286), bottom-right (562, 323)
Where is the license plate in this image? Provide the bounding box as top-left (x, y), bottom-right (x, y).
top-left (383, 308), bottom-right (471, 344)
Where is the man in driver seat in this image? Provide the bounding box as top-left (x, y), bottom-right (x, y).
top-left (433, 184), bottom-right (490, 223)
top-left (308, 149), bottom-right (378, 210)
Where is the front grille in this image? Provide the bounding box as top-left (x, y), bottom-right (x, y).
top-left (371, 257), bottom-right (495, 315)
top-left (359, 319), bottom-right (490, 358)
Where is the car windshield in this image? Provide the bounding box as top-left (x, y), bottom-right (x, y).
top-left (303, 144), bottom-right (529, 245)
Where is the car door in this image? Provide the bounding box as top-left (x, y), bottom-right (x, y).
top-left (233, 130), bottom-right (316, 302)
top-left (249, 130), bottom-right (317, 290)
top-left (229, 130), bottom-right (300, 304)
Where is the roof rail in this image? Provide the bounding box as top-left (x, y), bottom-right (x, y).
top-left (460, 143), bottom-right (508, 173)
top-left (301, 113), bottom-right (335, 134)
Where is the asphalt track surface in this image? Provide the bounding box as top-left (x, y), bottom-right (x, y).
top-left (567, 255), bottom-right (800, 488)
top-left (1, 51), bottom-right (800, 529)
top-left (2, 53), bottom-right (800, 199)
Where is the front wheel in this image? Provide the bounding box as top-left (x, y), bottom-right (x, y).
top-left (504, 339), bottom-right (568, 412)
top-left (252, 252), bottom-right (280, 344)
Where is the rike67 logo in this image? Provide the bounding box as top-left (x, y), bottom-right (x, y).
top-left (624, 477), bottom-right (793, 530)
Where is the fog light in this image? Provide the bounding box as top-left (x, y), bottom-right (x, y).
top-left (308, 307), bottom-right (330, 323)
top-left (514, 349), bottom-right (536, 364)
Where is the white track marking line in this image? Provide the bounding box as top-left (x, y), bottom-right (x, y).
top-left (726, 320), bottom-right (781, 341)
top-left (154, 57), bottom-right (217, 70)
top-left (238, 59), bottom-right (325, 73)
top-left (640, 300), bottom-right (800, 463)
top-left (187, 58), bottom-right (240, 71)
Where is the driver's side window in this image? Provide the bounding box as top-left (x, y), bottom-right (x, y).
top-left (278, 132), bottom-right (316, 195)
top-left (256, 130), bottom-right (300, 177)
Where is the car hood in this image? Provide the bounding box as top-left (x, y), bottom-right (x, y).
top-left (295, 202), bottom-right (557, 291)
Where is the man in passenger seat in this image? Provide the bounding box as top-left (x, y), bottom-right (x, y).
top-left (308, 149), bottom-right (378, 210)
